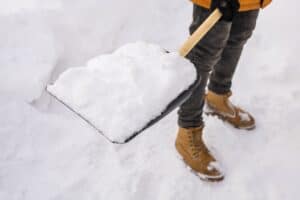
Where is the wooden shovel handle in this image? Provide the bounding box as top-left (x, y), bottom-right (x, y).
top-left (179, 9), bottom-right (222, 57)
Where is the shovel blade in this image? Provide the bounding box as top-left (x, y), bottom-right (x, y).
top-left (47, 42), bottom-right (198, 144)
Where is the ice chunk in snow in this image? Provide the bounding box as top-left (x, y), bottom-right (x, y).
top-left (47, 42), bottom-right (196, 143)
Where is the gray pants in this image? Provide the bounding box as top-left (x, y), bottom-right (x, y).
top-left (178, 5), bottom-right (259, 128)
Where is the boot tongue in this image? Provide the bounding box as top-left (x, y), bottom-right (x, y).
top-left (190, 129), bottom-right (203, 148)
top-left (194, 131), bottom-right (202, 142)
top-left (220, 91), bottom-right (236, 117)
top-left (190, 127), bottom-right (203, 140)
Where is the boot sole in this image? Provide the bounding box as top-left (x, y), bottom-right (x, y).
top-left (177, 155), bottom-right (224, 182)
top-left (205, 110), bottom-right (256, 131)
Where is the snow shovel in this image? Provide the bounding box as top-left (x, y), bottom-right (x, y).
top-left (47, 9), bottom-right (222, 144)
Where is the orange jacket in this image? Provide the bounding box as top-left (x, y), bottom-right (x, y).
top-left (191, 0), bottom-right (272, 11)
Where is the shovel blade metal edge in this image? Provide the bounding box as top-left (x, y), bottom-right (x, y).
top-left (46, 89), bottom-right (118, 144)
top-left (121, 76), bottom-right (201, 143)
top-left (46, 76), bottom-right (201, 144)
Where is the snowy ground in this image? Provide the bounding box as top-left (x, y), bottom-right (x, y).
top-left (1, 0), bottom-right (300, 200)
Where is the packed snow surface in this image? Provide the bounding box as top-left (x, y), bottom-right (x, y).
top-left (47, 42), bottom-right (196, 143)
top-left (0, 14), bottom-right (58, 102)
top-left (1, 0), bottom-right (300, 200)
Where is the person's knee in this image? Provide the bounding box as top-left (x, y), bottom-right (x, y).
top-left (227, 28), bottom-right (254, 48)
top-left (187, 51), bottom-right (214, 74)
top-left (228, 11), bottom-right (259, 47)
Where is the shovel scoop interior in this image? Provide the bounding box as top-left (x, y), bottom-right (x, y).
top-left (47, 42), bottom-right (197, 143)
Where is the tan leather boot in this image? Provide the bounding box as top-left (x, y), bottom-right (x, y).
top-left (175, 126), bottom-right (224, 181)
top-left (205, 90), bottom-right (255, 130)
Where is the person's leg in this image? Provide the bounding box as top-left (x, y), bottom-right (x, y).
top-left (205, 10), bottom-right (259, 130)
top-left (178, 5), bottom-right (231, 128)
top-left (208, 10), bottom-right (259, 94)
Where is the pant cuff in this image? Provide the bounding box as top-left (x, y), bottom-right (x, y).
top-left (177, 119), bottom-right (204, 129)
top-left (208, 81), bottom-right (231, 95)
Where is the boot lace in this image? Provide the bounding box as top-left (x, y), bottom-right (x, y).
top-left (187, 129), bottom-right (209, 159)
